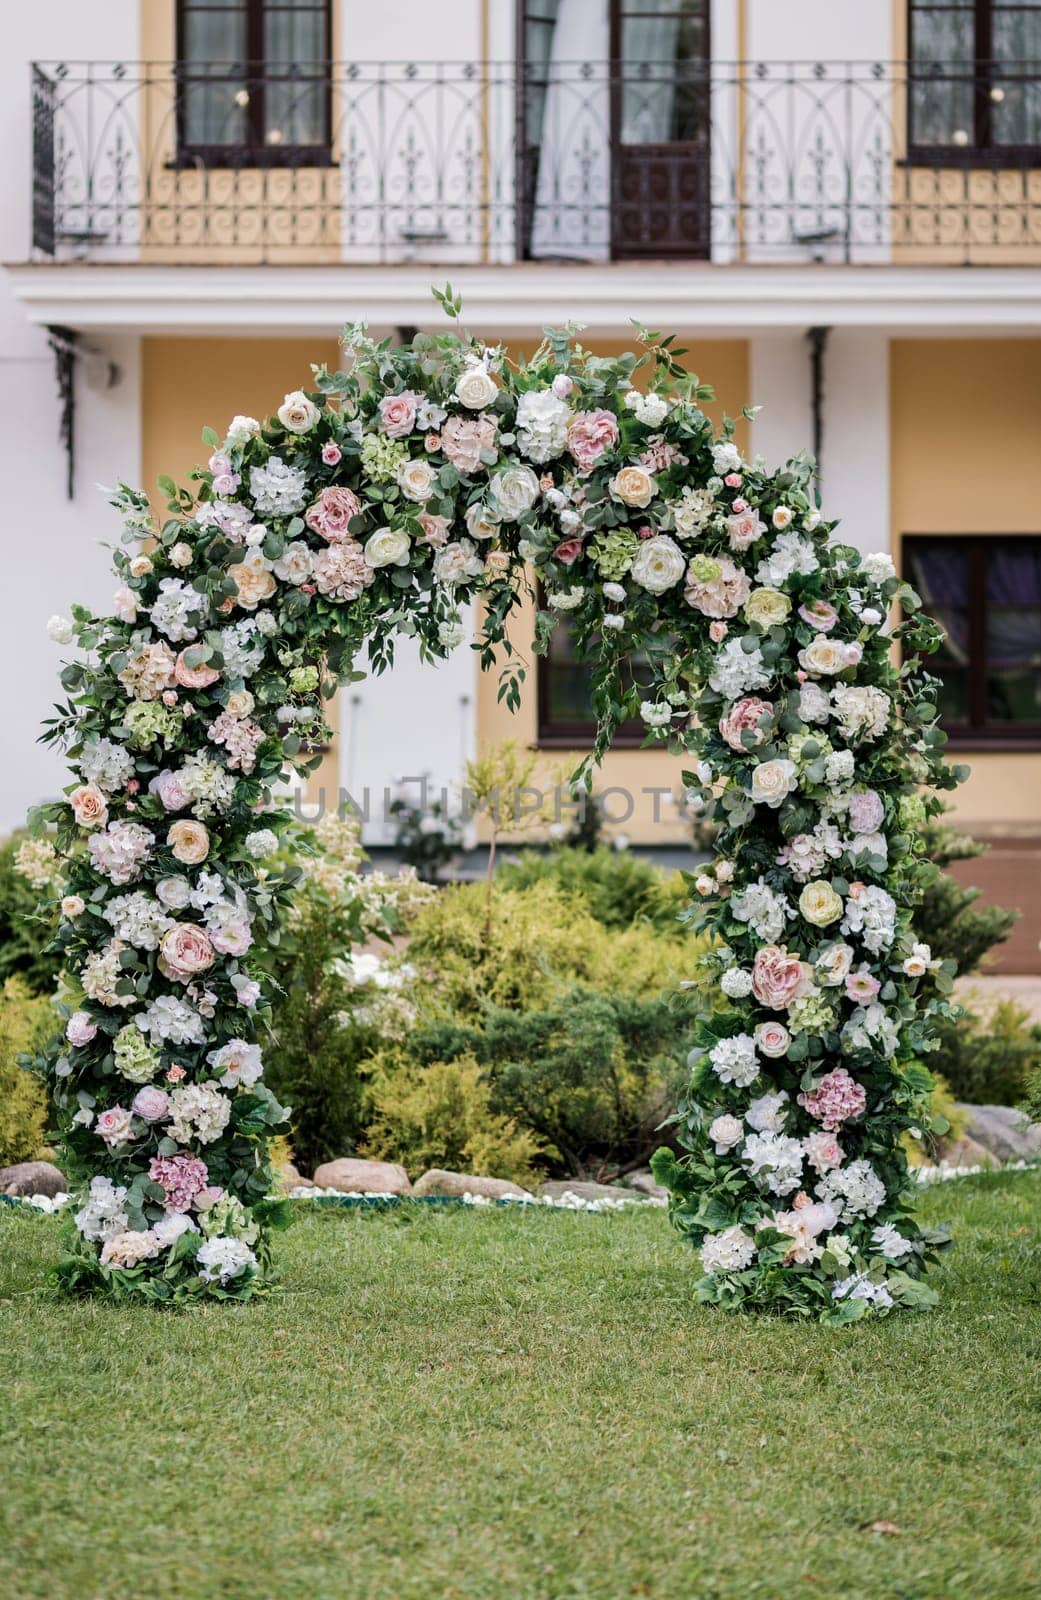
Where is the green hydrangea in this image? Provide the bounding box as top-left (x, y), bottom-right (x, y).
top-left (590, 529), bottom-right (639, 580)
top-left (113, 1025), bottom-right (161, 1085)
top-left (199, 1192), bottom-right (260, 1245)
top-left (898, 793), bottom-right (927, 829)
top-left (123, 700), bottom-right (184, 750)
top-left (788, 992), bottom-right (836, 1034)
top-left (787, 732), bottom-right (832, 769)
top-left (288, 666), bottom-right (319, 695)
top-left (687, 554), bottom-right (723, 585)
top-left (360, 432), bottom-right (409, 483)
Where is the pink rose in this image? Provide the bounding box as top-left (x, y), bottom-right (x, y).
top-left (727, 507), bottom-right (767, 551)
top-left (724, 472), bottom-right (742, 488)
top-left (552, 374), bottom-right (574, 398)
top-left (70, 784), bottom-right (108, 830)
top-left (804, 1130), bottom-right (844, 1174)
top-left (132, 1085), bottom-right (170, 1122)
top-left (799, 599), bottom-right (838, 632)
top-left (417, 512), bottom-right (451, 548)
top-left (751, 946), bottom-right (810, 1010)
top-left (709, 620), bottom-right (728, 643)
top-left (424, 432), bottom-right (442, 453)
top-left (113, 585), bottom-right (139, 623)
top-left (440, 414), bottom-right (498, 476)
top-left (553, 538), bottom-right (584, 566)
top-left (755, 1020), bottom-right (791, 1058)
top-left (378, 391), bottom-right (420, 438)
top-left (150, 769), bottom-right (192, 811)
top-left (566, 409), bottom-right (619, 473)
top-left (96, 1106), bottom-right (134, 1147)
top-left (847, 790), bottom-right (885, 834)
top-left (194, 1185), bottom-right (224, 1213)
top-left (305, 486), bottom-right (363, 542)
top-left (718, 697), bottom-right (773, 752)
top-left (66, 1010), bottom-right (98, 1047)
top-left (321, 441), bottom-right (342, 466)
top-left (174, 650), bottom-right (220, 689)
top-left (158, 923), bottom-right (216, 982)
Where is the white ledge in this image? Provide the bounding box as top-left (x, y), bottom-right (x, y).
top-left (7, 261), bottom-right (1041, 336)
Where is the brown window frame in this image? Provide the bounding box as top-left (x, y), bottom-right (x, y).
top-left (174, 0), bottom-right (334, 168)
top-left (907, 0), bottom-right (1041, 166)
top-left (904, 532), bottom-right (1041, 748)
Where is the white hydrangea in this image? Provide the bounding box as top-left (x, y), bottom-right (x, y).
top-left (824, 749), bottom-right (855, 789)
top-left (859, 552), bottom-right (896, 586)
top-left (249, 456), bottom-right (309, 517)
top-left (167, 1082), bottom-right (232, 1145)
top-left (671, 486), bottom-right (716, 538)
top-left (711, 440), bottom-right (743, 476)
top-left (708, 639), bottom-right (771, 699)
top-left (742, 1131), bottom-right (805, 1196)
top-left (179, 753), bottom-right (237, 817)
top-left (830, 685), bottom-right (890, 742)
top-left (102, 892), bottom-right (175, 951)
top-left (780, 822), bottom-right (843, 883)
top-left (709, 1033), bottom-right (759, 1087)
top-left (871, 1221), bottom-right (913, 1260)
top-left (699, 1225), bottom-right (756, 1275)
top-left (135, 994), bottom-right (206, 1046)
top-left (842, 1002), bottom-right (899, 1058)
top-left (197, 1234), bottom-right (258, 1284)
top-left (48, 614), bottom-right (75, 644)
top-left (832, 1272), bottom-right (894, 1309)
top-left (745, 1090), bottom-right (789, 1134)
top-left (720, 966), bottom-right (754, 999)
top-left (817, 1158), bottom-right (887, 1221)
top-left (755, 532), bottom-right (818, 587)
top-left (74, 1175), bottom-right (129, 1241)
top-left (515, 388), bottom-right (570, 463)
top-left (225, 414), bottom-right (261, 450)
top-left (78, 738), bottom-right (135, 794)
top-left (220, 618), bottom-right (268, 678)
top-left (87, 821), bottom-right (155, 886)
top-left (625, 388), bottom-right (670, 427)
top-left (245, 829), bottom-right (279, 860)
top-left (841, 885), bottom-right (897, 954)
top-left (149, 579), bottom-right (206, 643)
top-left (81, 942), bottom-right (134, 1007)
top-left (730, 877), bottom-right (792, 943)
top-left (798, 682), bottom-right (832, 724)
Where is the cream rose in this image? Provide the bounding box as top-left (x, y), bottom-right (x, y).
top-left (396, 458), bottom-right (437, 503)
top-left (799, 880), bottom-right (844, 927)
top-left (228, 562), bottom-right (276, 610)
top-left (798, 637), bottom-right (849, 676)
top-left (454, 364), bottom-right (499, 410)
top-left (364, 527), bottom-right (411, 568)
top-left (630, 535), bottom-right (685, 594)
top-left (483, 548), bottom-right (511, 581)
top-left (744, 587), bottom-right (792, 628)
top-left (610, 465), bottom-right (656, 508)
top-left (749, 759), bottom-right (797, 809)
top-left (277, 390), bottom-right (321, 433)
top-left (816, 940), bottom-right (854, 986)
top-left (465, 503), bottom-right (501, 541)
top-left (159, 923), bottom-right (216, 982)
top-left (754, 1020), bottom-right (791, 1058)
top-left (70, 784), bottom-right (109, 830)
top-left (167, 819), bottom-right (210, 866)
top-left (489, 465), bottom-right (540, 521)
top-left (225, 689), bottom-right (255, 719)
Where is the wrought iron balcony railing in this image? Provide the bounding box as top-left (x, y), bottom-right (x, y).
top-left (30, 59), bottom-right (1041, 266)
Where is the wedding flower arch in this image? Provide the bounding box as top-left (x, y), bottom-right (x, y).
top-left (37, 293), bottom-right (964, 1320)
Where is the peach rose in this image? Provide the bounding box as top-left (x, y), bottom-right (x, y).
top-left (609, 465), bottom-right (656, 508)
top-left (159, 922), bottom-right (216, 982)
top-left (305, 486), bottom-right (363, 542)
top-left (70, 784), bottom-right (109, 830)
top-left (175, 650), bottom-right (220, 690)
top-left (167, 819), bottom-right (210, 865)
top-left (228, 562), bottom-right (277, 610)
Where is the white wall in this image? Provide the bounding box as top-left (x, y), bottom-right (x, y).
top-left (0, 3), bottom-right (142, 833)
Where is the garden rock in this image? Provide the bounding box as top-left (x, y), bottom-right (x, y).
top-left (413, 1169), bottom-right (531, 1200)
top-left (539, 1179), bottom-right (647, 1204)
top-left (622, 1169), bottom-right (669, 1200)
top-left (311, 1158), bottom-right (412, 1195)
top-left (956, 1104), bottom-right (1041, 1163)
top-left (0, 1160), bottom-right (67, 1197)
top-left (935, 1134), bottom-right (1000, 1170)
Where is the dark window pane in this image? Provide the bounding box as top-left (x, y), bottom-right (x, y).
top-left (620, 12), bottom-right (709, 144)
top-left (908, 542), bottom-right (971, 724)
top-left (910, 6), bottom-right (975, 64)
top-left (985, 544), bottom-right (1041, 721)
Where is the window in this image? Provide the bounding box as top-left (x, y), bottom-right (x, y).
top-left (176, 0), bottom-right (332, 165)
top-left (904, 536), bottom-right (1041, 742)
top-left (537, 607), bottom-right (659, 746)
top-left (908, 1), bottom-right (1041, 160)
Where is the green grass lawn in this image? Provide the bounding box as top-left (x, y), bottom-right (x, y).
top-left (1, 1174), bottom-right (1040, 1600)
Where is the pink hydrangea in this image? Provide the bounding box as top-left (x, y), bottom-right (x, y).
top-left (798, 1067), bottom-right (867, 1132)
top-left (566, 409), bottom-right (619, 472)
top-left (149, 1153), bottom-right (210, 1213)
top-left (847, 789), bottom-right (885, 834)
top-left (312, 539), bottom-right (376, 602)
top-left (208, 710), bottom-right (264, 774)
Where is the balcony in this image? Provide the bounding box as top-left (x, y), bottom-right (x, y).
top-left (30, 59), bottom-right (1041, 270)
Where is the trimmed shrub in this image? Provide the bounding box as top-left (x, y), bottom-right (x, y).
top-left (933, 996), bottom-right (1040, 1106)
top-left (498, 844), bottom-right (690, 934)
top-left (0, 977), bottom-right (52, 1166)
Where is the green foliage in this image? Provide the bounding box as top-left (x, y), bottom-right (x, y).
top-left (0, 834), bottom-right (62, 996)
top-left (932, 996), bottom-right (1041, 1106)
top-left (0, 977), bottom-right (52, 1166)
top-left (914, 817), bottom-right (1017, 974)
top-left (362, 1052), bottom-right (542, 1185)
top-left (388, 787), bottom-right (463, 882)
top-left (903, 1075), bottom-right (967, 1166)
top-left (498, 844), bottom-right (690, 933)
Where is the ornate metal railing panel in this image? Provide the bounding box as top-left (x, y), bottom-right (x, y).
top-left (28, 60), bottom-right (1041, 265)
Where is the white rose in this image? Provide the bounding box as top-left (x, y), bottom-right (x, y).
top-left (277, 390), bottom-right (320, 434)
top-left (630, 535), bottom-right (685, 594)
top-left (861, 552), bottom-right (896, 585)
top-left (169, 542), bottom-right (194, 569)
top-left (798, 637), bottom-right (849, 676)
top-left (465, 503), bottom-right (501, 541)
top-left (433, 539), bottom-right (482, 588)
top-left (489, 465), bottom-right (540, 521)
top-left (454, 364), bottom-right (499, 410)
top-left (272, 540), bottom-right (313, 585)
top-left (750, 758), bottom-right (798, 808)
top-left (47, 615), bottom-right (74, 644)
top-left (364, 527), bottom-right (411, 568)
top-left (396, 458), bottom-right (437, 503)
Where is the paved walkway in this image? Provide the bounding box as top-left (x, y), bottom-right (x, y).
top-left (954, 974), bottom-right (1041, 1025)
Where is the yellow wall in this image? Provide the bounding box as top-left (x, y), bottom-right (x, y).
top-left (142, 335), bottom-right (343, 798)
top-left (476, 338), bottom-right (750, 845)
top-left (891, 338), bottom-right (1041, 832)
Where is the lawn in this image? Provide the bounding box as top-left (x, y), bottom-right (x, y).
top-left (1, 1174), bottom-right (1039, 1600)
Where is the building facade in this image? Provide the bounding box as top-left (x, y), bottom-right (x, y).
top-left (3, 1), bottom-right (1041, 948)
